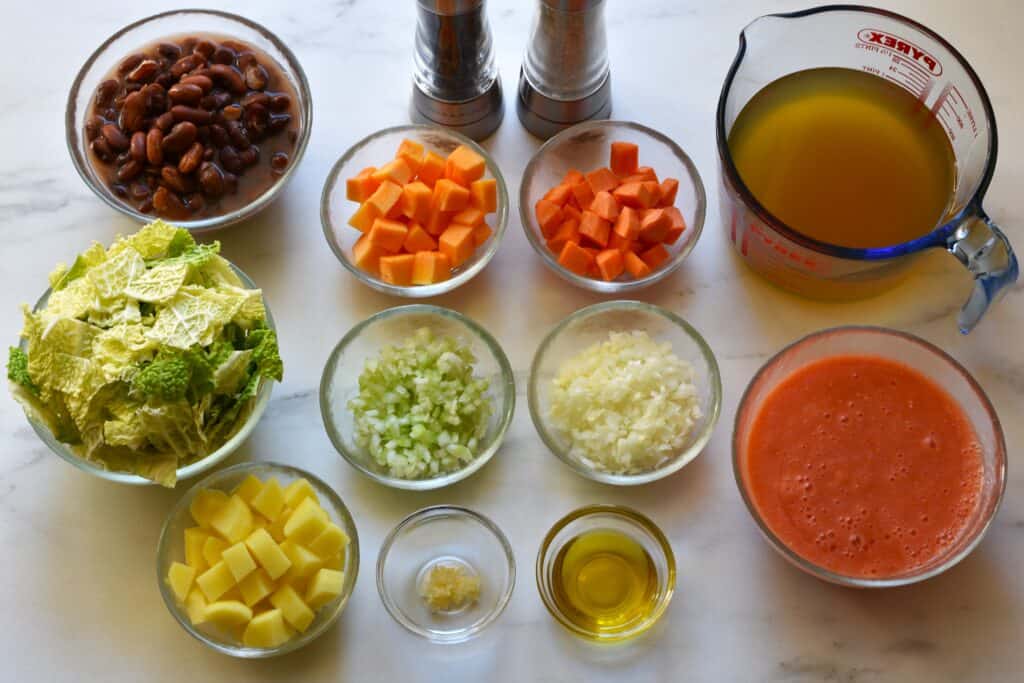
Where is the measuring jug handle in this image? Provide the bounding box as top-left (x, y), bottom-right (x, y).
top-left (947, 211), bottom-right (1019, 334)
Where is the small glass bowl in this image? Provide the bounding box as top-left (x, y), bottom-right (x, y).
top-left (734, 326), bottom-right (1007, 588)
top-left (536, 505), bottom-right (676, 643)
top-left (156, 462), bottom-right (360, 658)
top-left (519, 120), bottom-right (706, 292)
top-left (321, 124), bottom-right (509, 297)
top-left (529, 300), bottom-right (721, 485)
top-left (377, 505), bottom-right (515, 644)
top-left (66, 9), bottom-right (312, 233)
top-left (17, 262), bottom-right (274, 486)
top-left (319, 305), bottom-right (515, 490)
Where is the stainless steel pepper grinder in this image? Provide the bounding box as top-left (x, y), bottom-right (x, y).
top-left (410, 0), bottom-right (504, 141)
top-left (517, 0), bottom-right (612, 139)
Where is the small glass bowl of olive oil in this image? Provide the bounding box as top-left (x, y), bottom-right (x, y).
top-left (536, 505), bottom-right (675, 642)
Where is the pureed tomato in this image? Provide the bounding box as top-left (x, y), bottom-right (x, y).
top-left (742, 355), bottom-right (983, 579)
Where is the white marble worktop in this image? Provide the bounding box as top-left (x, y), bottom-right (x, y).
top-left (1, 0), bottom-right (1021, 680)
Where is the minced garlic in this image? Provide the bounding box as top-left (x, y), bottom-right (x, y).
top-left (419, 563), bottom-right (481, 613)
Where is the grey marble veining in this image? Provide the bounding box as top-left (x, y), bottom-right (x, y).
top-left (1, 0), bottom-right (1022, 681)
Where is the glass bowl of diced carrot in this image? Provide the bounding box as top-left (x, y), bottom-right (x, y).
top-left (520, 120), bottom-right (706, 292)
top-left (322, 125), bottom-right (509, 297)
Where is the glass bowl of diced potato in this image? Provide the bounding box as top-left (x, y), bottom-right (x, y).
top-left (156, 461), bottom-right (359, 658)
top-left (321, 124), bottom-right (509, 297)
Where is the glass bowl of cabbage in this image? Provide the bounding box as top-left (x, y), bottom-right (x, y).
top-left (319, 305), bottom-right (515, 490)
top-left (8, 221), bottom-right (282, 487)
top-left (528, 300), bottom-right (721, 485)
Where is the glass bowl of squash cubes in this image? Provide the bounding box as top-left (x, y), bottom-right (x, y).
top-left (321, 124), bottom-right (509, 297)
top-left (520, 120), bottom-right (706, 293)
top-left (156, 462), bottom-right (359, 658)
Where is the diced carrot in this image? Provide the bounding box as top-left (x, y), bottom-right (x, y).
top-left (434, 179), bottom-right (470, 212)
top-left (579, 211), bottom-right (611, 248)
top-left (662, 206), bottom-right (687, 244)
top-left (613, 206), bottom-right (640, 240)
top-left (639, 208), bottom-right (671, 243)
top-left (544, 183), bottom-right (574, 206)
top-left (547, 218), bottom-right (580, 254)
top-left (439, 224), bottom-right (476, 267)
top-left (401, 181), bottom-right (433, 224)
top-left (535, 199), bottom-right (565, 238)
top-left (570, 181), bottom-right (595, 210)
top-left (353, 234), bottom-right (385, 275)
top-left (367, 218), bottom-right (409, 253)
top-left (473, 222), bottom-right (493, 247)
top-left (445, 145), bottom-right (486, 186)
top-left (562, 169), bottom-right (585, 186)
top-left (585, 167), bottom-right (619, 195)
top-left (659, 178), bottom-right (679, 207)
top-left (469, 178), bottom-right (497, 213)
top-left (610, 141), bottom-right (639, 177)
top-left (372, 158), bottom-right (414, 186)
top-left (348, 201), bottom-right (381, 232)
top-left (563, 203), bottom-right (583, 224)
top-left (590, 191), bottom-right (620, 222)
top-left (640, 243), bottom-right (671, 270)
top-left (418, 151), bottom-right (447, 187)
top-left (346, 167), bottom-right (380, 202)
top-left (403, 223), bottom-right (438, 253)
top-left (557, 241), bottom-right (595, 277)
top-left (396, 139), bottom-right (425, 174)
top-left (366, 181), bottom-right (404, 218)
top-left (609, 231), bottom-right (634, 253)
top-left (624, 251), bottom-right (652, 278)
top-left (424, 205), bottom-right (452, 236)
top-left (595, 249), bottom-right (625, 281)
top-left (451, 207), bottom-right (485, 227)
top-left (412, 251), bottom-right (451, 285)
top-left (612, 182), bottom-right (654, 209)
top-left (379, 254), bottom-right (416, 286)
top-left (641, 181), bottom-right (663, 208)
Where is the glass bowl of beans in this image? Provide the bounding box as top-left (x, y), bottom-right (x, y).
top-left (66, 9), bottom-right (312, 232)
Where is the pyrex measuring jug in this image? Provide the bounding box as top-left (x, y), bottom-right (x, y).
top-left (716, 5), bottom-right (1017, 332)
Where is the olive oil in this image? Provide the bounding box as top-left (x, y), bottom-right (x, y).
top-left (727, 67), bottom-right (956, 249)
top-left (550, 529), bottom-right (658, 636)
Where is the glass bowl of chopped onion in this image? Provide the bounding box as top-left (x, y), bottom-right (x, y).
top-left (319, 305), bottom-right (515, 490)
top-left (528, 300), bottom-right (721, 485)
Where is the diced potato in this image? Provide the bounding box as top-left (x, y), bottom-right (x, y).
top-left (167, 562), bottom-right (196, 603)
top-left (183, 527), bottom-right (211, 571)
top-left (189, 489), bottom-right (229, 528)
top-left (238, 569), bottom-right (276, 607)
top-left (280, 541), bottom-right (324, 580)
top-left (204, 600), bottom-right (253, 628)
top-left (221, 542), bottom-right (258, 582)
top-left (308, 523), bottom-right (350, 560)
top-left (233, 474), bottom-right (264, 504)
top-left (202, 536), bottom-right (229, 568)
top-left (210, 494), bottom-right (254, 544)
top-left (185, 589), bottom-right (208, 625)
top-left (267, 506), bottom-right (292, 542)
top-left (251, 478), bottom-right (286, 522)
top-left (323, 552), bottom-right (345, 571)
top-left (196, 561), bottom-right (237, 602)
top-left (269, 584), bottom-right (315, 633)
top-left (305, 569), bottom-right (344, 610)
top-left (284, 498), bottom-right (328, 545)
top-left (245, 528), bottom-right (292, 580)
top-left (243, 609), bottom-right (290, 649)
top-left (283, 478), bottom-right (319, 509)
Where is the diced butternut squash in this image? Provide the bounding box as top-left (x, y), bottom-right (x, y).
top-left (434, 179), bottom-right (470, 212)
top-left (306, 569), bottom-right (345, 610)
top-left (445, 145), bottom-right (486, 186)
top-left (579, 211), bottom-right (611, 248)
top-left (563, 203), bottom-right (583, 224)
top-left (625, 251), bottom-right (652, 278)
top-left (640, 243), bottom-right (671, 270)
top-left (347, 201), bottom-right (381, 233)
top-left (210, 494), bottom-right (254, 544)
top-left (202, 536), bottom-right (229, 568)
top-left (613, 206), bottom-right (641, 240)
top-left (222, 542), bottom-right (258, 583)
top-left (424, 205), bottom-right (451, 236)
top-left (238, 568), bottom-right (276, 607)
top-left (403, 224), bottom-right (438, 253)
top-left (635, 166), bottom-right (658, 182)
top-left (451, 207), bottom-right (485, 227)
top-left (641, 181), bottom-right (662, 207)
top-left (234, 475), bottom-right (264, 504)
top-left (365, 181), bottom-right (404, 218)
top-left (590, 191), bottom-right (620, 222)
top-left (243, 609), bottom-right (290, 649)
top-left (418, 151), bottom-right (447, 187)
top-left (270, 584), bottom-right (315, 633)
top-left (472, 223), bottom-right (493, 247)
top-left (345, 167), bottom-right (380, 203)
top-left (396, 138), bottom-right (425, 171)
top-left (412, 251), bottom-right (451, 285)
top-left (190, 489), bottom-right (229, 529)
top-left (204, 600), bottom-right (253, 629)
top-left (585, 167), bottom-right (619, 195)
top-left (469, 178), bottom-right (497, 213)
top-left (659, 177), bottom-right (679, 207)
top-left (167, 562), bottom-right (196, 603)
top-left (610, 141), bottom-right (639, 177)
top-left (663, 206), bottom-right (687, 244)
top-left (283, 479), bottom-right (319, 509)
top-left (639, 208), bottom-right (671, 244)
top-left (613, 181), bottom-right (656, 209)
top-left (562, 168), bottom-right (585, 186)
top-left (439, 224), bottom-right (476, 268)
top-left (535, 199), bottom-right (564, 238)
top-left (184, 527), bottom-right (211, 571)
top-left (196, 561), bottom-right (237, 602)
top-left (367, 218), bottom-right (409, 254)
top-left (557, 241), bottom-right (596, 276)
top-left (352, 235), bottom-right (385, 276)
top-left (609, 231), bottom-right (635, 253)
top-left (547, 219), bottom-right (580, 254)
top-left (371, 157), bottom-right (414, 186)
top-left (595, 249), bottom-right (625, 281)
top-left (246, 528), bottom-right (292, 580)
top-left (401, 181), bottom-right (433, 224)
top-left (570, 180), bottom-right (595, 209)
top-left (543, 183), bottom-right (573, 206)
top-left (379, 254), bottom-right (416, 285)
top-left (251, 478), bottom-right (286, 522)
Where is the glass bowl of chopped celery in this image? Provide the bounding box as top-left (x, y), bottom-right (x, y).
top-left (319, 305), bottom-right (515, 490)
top-left (528, 300), bottom-right (722, 485)
top-left (156, 461), bottom-right (359, 658)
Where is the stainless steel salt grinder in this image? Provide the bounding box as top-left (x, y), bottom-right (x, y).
top-left (517, 0), bottom-right (611, 139)
top-left (410, 0), bottom-right (504, 141)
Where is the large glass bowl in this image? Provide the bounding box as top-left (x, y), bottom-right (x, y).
top-left (519, 120), bottom-right (706, 293)
top-left (733, 326), bottom-right (1007, 588)
top-left (319, 305), bottom-right (515, 490)
top-left (16, 262), bottom-right (274, 486)
top-left (66, 9), bottom-right (312, 233)
top-left (376, 506), bottom-right (515, 644)
top-left (528, 301), bottom-right (721, 485)
top-left (156, 462), bottom-right (359, 657)
top-left (321, 124), bottom-right (509, 297)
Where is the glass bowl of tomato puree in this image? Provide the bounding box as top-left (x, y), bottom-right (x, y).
top-left (733, 327), bottom-right (1006, 588)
